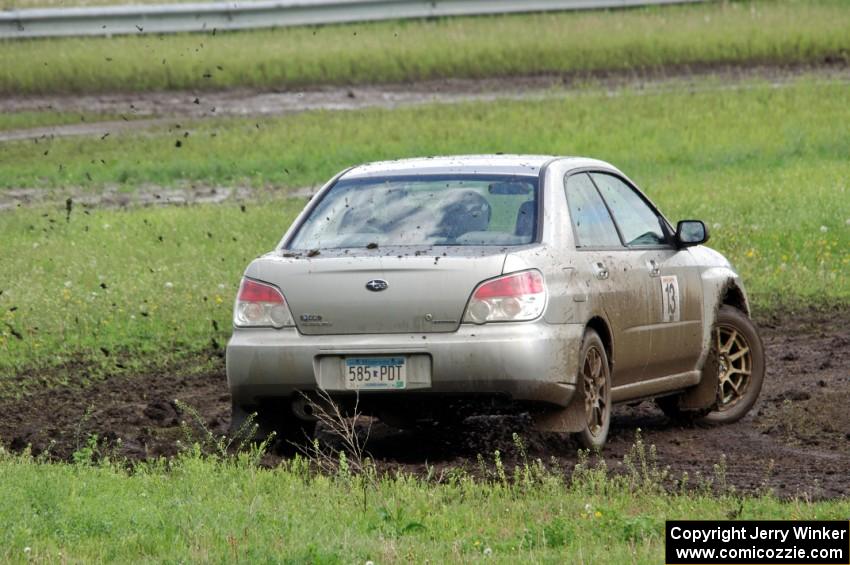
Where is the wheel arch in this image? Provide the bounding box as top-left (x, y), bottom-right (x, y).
top-left (586, 315), bottom-right (613, 367)
top-left (695, 266), bottom-right (752, 372)
top-left (720, 282), bottom-right (750, 317)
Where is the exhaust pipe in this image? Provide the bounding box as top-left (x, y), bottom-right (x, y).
top-left (291, 394), bottom-right (319, 421)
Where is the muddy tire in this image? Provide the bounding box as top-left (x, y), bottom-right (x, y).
top-left (230, 402), bottom-right (315, 446)
top-left (659, 305), bottom-right (765, 425)
top-left (575, 329), bottom-right (612, 450)
top-left (272, 414), bottom-right (316, 448)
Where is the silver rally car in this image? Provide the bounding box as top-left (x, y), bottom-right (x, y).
top-left (226, 155), bottom-right (765, 448)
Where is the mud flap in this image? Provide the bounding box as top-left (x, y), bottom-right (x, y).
top-left (531, 391), bottom-right (586, 433)
top-left (230, 403), bottom-right (251, 435)
top-left (678, 347), bottom-right (720, 411)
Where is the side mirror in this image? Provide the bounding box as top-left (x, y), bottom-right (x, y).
top-left (675, 220), bottom-right (709, 247)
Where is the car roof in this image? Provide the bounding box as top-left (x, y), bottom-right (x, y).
top-left (341, 154), bottom-right (618, 179)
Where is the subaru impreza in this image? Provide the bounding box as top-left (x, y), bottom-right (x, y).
top-left (226, 155), bottom-right (764, 448)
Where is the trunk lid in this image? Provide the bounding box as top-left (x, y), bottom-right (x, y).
top-left (249, 247), bottom-right (507, 335)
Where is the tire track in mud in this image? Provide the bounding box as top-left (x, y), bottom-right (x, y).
top-left (1, 308), bottom-right (847, 498)
top-left (0, 184), bottom-right (317, 211)
top-left (3, 63), bottom-right (849, 145)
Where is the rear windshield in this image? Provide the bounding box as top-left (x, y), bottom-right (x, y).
top-left (287, 174), bottom-right (539, 249)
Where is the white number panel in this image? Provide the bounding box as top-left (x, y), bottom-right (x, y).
top-left (660, 275), bottom-right (680, 323)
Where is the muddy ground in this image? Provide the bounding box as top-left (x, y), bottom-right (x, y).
top-left (3, 63), bottom-right (849, 144)
top-left (1, 308), bottom-right (847, 499)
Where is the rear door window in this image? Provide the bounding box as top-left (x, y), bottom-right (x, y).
top-left (590, 173), bottom-right (668, 247)
top-left (565, 173), bottom-right (622, 248)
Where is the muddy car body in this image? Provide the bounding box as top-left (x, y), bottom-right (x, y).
top-left (226, 155), bottom-right (764, 448)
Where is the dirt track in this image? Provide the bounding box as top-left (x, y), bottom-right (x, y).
top-left (1, 308), bottom-right (848, 498)
top-left (3, 63), bottom-right (849, 144)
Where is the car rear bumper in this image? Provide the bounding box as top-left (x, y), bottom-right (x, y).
top-left (226, 321), bottom-right (583, 408)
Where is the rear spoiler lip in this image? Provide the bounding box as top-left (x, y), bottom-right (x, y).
top-left (263, 244), bottom-right (539, 261)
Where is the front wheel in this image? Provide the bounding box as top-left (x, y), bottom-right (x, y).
top-left (575, 329), bottom-right (612, 450)
top-left (659, 305), bottom-right (765, 424)
top-left (701, 306), bottom-right (765, 424)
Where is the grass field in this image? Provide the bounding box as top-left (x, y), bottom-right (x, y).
top-left (2, 4), bottom-right (849, 560)
top-left (1, 1), bottom-right (849, 95)
top-left (5, 76), bottom-right (850, 193)
top-left (0, 445), bottom-right (847, 563)
top-left (0, 201), bottom-right (302, 393)
top-left (1, 77), bottom-right (848, 385)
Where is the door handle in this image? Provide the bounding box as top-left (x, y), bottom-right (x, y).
top-left (647, 259), bottom-right (661, 278)
top-left (593, 262), bottom-right (609, 280)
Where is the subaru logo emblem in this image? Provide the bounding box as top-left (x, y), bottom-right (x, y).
top-left (365, 279), bottom-right (388, 292)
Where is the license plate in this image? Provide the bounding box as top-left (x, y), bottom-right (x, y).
top-left (344, 357), bottom-right (406, 390)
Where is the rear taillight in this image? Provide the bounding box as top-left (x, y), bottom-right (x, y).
top-left (463, 270), bottom-right (546, 324)
top-left (234, 278), bottom-right (295, 328)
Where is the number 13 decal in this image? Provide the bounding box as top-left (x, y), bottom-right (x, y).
top-left (660, 275), bottom-right (680, 323)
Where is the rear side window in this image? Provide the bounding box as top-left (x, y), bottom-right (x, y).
top-left (565, 173), bottom-right (622, 248)
top-left (288, 175), bottom-right (538, 249)
top-left (590, 173), bottom-right (667, 247)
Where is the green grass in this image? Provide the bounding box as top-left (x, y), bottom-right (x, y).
top-left (3, 76), bottom-right (850, 194)
top-left (1, 0), bottom-right (849, 95)
top-left (0, 200), bottom-right (303, 389)
top-left (1, 77), bottom-right (848, 381)
top-left (0, 445), bottom-right (847, 563)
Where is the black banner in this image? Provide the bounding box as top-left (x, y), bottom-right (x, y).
top-left (666, 521), bottom-right (850, 564)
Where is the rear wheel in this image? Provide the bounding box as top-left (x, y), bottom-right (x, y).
top-left (575, 330), bottom-right (612, 450)
top-left (230, 401), bottom-right (316, 446)
top-left (659, 305), bottom-right (765, 424)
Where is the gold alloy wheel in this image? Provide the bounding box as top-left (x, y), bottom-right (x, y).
top-left (714, 323), bottom-right (753, 411)
top-left (582, 345), bottom-right (608, 435)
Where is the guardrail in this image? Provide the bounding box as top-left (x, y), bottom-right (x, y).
top-left (0, 0), bottom-right (705, 39)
